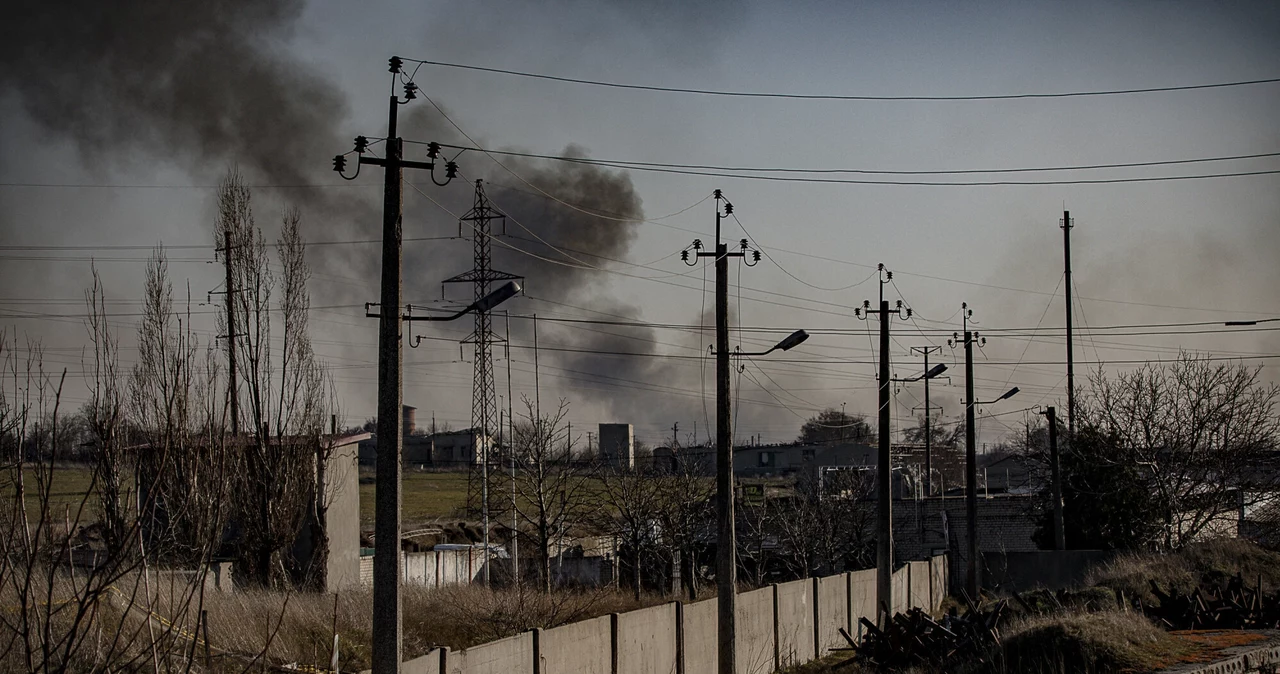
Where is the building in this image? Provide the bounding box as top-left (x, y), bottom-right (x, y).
top-left (598, 423), bottom-right (635, 468)
top-left (734, 442), bottom-right (877, 477)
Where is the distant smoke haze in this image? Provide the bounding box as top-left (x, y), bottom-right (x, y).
top-left (0, 0), bottom-right (716, 434)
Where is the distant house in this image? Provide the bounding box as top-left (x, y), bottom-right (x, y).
top-left (358, 429), bottom-right (496, 467)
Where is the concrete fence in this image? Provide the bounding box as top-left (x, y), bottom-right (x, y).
top-left (384, 555), bottom-right (947, 674)
top-left (358, 547), bottom-right (489, 588)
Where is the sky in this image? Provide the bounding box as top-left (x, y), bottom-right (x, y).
top-left (1, 0), bottom-right (1278, 449)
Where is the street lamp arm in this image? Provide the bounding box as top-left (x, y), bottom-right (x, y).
top-left (718, 329), bottom-right (810, 357)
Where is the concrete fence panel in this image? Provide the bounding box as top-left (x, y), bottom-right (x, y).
top-left (775, 579), bottom-right (814, 668)
top-left (616, 602), bottom-right (678, 674)
top-left (405, 552), bottom-right (427, 584)
top-left (735, 586), bottom-right (776, 674)
top-left (908, 561), bottom-right (932, 613)
top-left (403, 648), bottom-right (445, 674)
top-left (815, 574), bottom-right (847, 655)
top-left (682, 598), bottom-right (718, 674)
top-left (848, 569), bottom-right (876, 640)
top-left (891, 567), bottom-right (910, 615)
top-left (447, 631), bottom-right (533, 674)
top-left (930, 555), bottom-right (947, 611)
top-left (538, 614), bottom-right (612, 674)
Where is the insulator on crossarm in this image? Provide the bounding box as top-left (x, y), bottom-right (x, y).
top-left (724, 202), bottom-right (733, 214)
top-left (692, 239), bottom-right (702, 250)
top-left (354, 136), bottom-right (368, 153)
top-left (752, 250), bottom-right (761, 263)
top-left (445, 161), bottom-right (459, 179)
top-left (427, 142), bottom-right (441, 159)
top-left (681, 250), bottom-right (689, 262)
top-left (740, 238), bottom-right (748, 250)
top-left (332, 155), bottom-right (347, 173)
top-left (403, 81), bottom-right (418, 100)
top-left (389, 56), bottom-right (403, 73)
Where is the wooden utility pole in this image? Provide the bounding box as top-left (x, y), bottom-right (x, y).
top-left (1062, 211), bottom-right (1075, 437)
top-left (222, 230), bottom-right (239, 434)
top-left (1045, 406), bottom-right (1065, 550)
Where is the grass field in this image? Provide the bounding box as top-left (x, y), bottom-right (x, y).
top-left (358, 469), bottom-right (471, 530)
top-left (0, 464), bottom-right (99, 519)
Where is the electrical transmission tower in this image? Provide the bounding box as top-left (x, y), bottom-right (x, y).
top-left (445, 179), bottom-right (522, 517)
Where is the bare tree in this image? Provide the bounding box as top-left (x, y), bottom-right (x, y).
top-left (653, 461), bottom-right (714, 600)
top-left (1080, 352), bottom-right (1280, 549)
top-left (595, 463), bottom-right (665, 600)
top-left (0, 313), bottom-right (230, 671)
top-left (510, 398), bottom-right (594, 593)
top-left (215, 170), bottom-right (333, 588)
top-left (83, 266), bottom-right (131, 556)
top-left (771, 470), bottom-right (876, 579)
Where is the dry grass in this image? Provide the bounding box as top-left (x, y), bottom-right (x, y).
top-left (1085, 539), bottom-right (1280, 606)
top-left (994, 610), bottom-right (1195, 673)
top-left (781, 612), bottom-right (1194, 674)
top-left (196, 582), bottom-right (671, 672)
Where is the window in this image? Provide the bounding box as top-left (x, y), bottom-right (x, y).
top-left (758, 452), bottom-right (774, 467)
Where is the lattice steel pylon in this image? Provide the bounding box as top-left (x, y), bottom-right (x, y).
top-left (445, 179), bottom-right (522, 516)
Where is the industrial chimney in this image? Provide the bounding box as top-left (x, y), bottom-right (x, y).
top-left (403, 405), bottom-right (417, 437)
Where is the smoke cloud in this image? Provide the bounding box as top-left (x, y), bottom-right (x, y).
top-left (2, 0), bottom-right (710, 434)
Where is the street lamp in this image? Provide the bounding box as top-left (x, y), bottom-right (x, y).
top-left (363, 279), bottom-right (520, 668)
top-left (709, 327), bottom-right (808, 674)
top-left (959, 383), bottom-right (1018, 599)
top-left (892, 357), bottom-right (949, 496)
top-left (732, 329), bottom-right (810, 357)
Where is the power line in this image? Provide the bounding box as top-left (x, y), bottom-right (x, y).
top-left (427, 143), bottom-right (1280, 177)
top-left (402, 57), bottom-right (1280, 101)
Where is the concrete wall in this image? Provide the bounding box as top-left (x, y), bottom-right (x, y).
top-left (617, 603), bottom-right (678, 674)
top-left (539, 615), bottom-right (612, 674)
top-left (404, 648), bottom-right (445, 674)
top-left (683, 598), bottom-right (718, 674)
top-left (388, 555), bottom-right (949, 674)
top-left (774, 580), bottom-right (814, 669)
top-left (815, 574), bottom-right (847, 655)
top-left (324, 440), bottom-right (362, 590)
top-left (359, 548), bottom-right (486, 588)
top-left (849, 568), bottom-right (876, 640)
top-left (735, 586), bottom-right (776, 674)
top-left (447, 631), bottom-right (533, 674)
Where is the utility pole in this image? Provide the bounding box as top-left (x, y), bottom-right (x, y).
top-left (505, 311), bottom-right (518, 588)
top-left (1043, 406), bottom-right (1065, 550)
top-left (1062, 210), bottom-right (1075, 437)
top-left (949, 307), bottom-right (1018, 601)
top-left (909, 346), bottom-right (944, 496)
top-left (672, 422), bottom-right (679, 449)
top-left (372, 92), bottom-right (405, 674)
top-left (218, 230), bottom-right (239, 434)
top-left (333, 57), bottom-right (462, 674)
top-left (683, 189), bottom-right (761, 674)
top-left (962, 327), bottom-right (979, 599)
top-left (855, 265), bottom-right (911, 625)
top-left (949, 304), bottom-right (983, 601)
